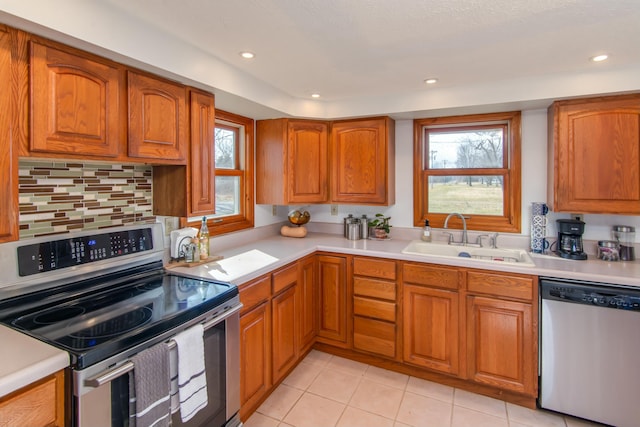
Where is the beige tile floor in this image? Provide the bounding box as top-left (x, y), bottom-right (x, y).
top-left (244, 350), bottom-right (605, 427)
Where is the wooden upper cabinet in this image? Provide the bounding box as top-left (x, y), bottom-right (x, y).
top-left (127, 71), bottom-right (187, 162)
top-left (30, 41), bottom-right (121, 157)
top-left (331, 117), bottom-right (395, 205)
top-left (0, 26), bottom-right (18, 243)
top-left (256, 119), bottom-right (329, 205)
top-left (189, 90), bottom-right (216, 216)
top-left (548, 94), bottom-right (640, 214)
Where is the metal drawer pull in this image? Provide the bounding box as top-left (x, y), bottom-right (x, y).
top-left (85, 303), bottom-right (242, 388)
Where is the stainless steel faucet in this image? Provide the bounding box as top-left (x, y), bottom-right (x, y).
top-left (443, 212), bottom-right (468, 245)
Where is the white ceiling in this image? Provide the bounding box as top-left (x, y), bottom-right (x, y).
top-left (1, 0), bottom-right (639, 118)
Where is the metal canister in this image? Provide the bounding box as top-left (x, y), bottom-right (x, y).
top-left (343, 214), bottom-right (354, 238)
top-left (346, 223), bottom-right (361, 240)
top-left (360, 215), bottom-right (369, 239)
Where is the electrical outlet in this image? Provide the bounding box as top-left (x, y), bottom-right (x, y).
top-left (272, 205), bottom-right (277, 216)
top-left (571, 213), bottom-right (584, 222)
top-left (331, 205), bottom-right (338, 216)
top-left (164, 217), bottom-right (177, 236)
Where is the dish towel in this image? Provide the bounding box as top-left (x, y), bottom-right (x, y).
top-left (173, 323), bottom-right (208, 422)
top-left (131, 342), bottom-right (171, 427)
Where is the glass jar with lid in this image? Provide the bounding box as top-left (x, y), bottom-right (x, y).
top-left (612, 225), bottom-right (635, 261)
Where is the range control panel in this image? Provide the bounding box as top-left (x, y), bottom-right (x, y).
top-left (17, 228), bottom-right (154, 276)
top-left (541, 279), bottom-right (640, 311)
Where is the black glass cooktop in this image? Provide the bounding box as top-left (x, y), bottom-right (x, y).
top-left (0, 261), bottom-right (237, 369)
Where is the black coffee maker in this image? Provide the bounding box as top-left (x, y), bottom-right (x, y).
top-left (556, 219), bottom-right (587, 260)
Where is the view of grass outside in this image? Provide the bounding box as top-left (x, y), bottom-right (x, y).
top-left (428, 177), bottom-right (504, 215)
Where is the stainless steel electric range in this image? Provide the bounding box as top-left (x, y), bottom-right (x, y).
top-left (0, 223), bottom-right (241, 427)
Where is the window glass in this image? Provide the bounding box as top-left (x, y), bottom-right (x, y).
top-left (427, 129), bottom-right (504, 169)
top-left (214, 176), bottom-right (240, 216)
top-left (214, 126), bottom-right (238, 169)
top-left (427, 175), bottom-right (504, 215)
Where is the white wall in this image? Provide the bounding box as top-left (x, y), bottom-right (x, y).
top-left (264, 110), bottom-right (640, 243)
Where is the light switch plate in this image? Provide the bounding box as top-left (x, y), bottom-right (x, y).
top-left (331, 205), bottom-right (338, 216)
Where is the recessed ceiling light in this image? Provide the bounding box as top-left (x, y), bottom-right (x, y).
top-left (311, 93), bottom-right (321, 98)
top-left (424, 78), bottom-right (438, 84)
top-left (591, 54), bottom-right (608, 62)
top-left (240, 51), bottom-right (255, 59)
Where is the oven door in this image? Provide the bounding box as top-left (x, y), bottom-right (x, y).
top-left (76, 305), bottom-right (240, 427)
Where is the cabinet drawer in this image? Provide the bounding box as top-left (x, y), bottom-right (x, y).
top-left (353, 257), bottom-right (396, 280)
top-left (272, 263), bottom-right (297, 294)
top-left (353, 296), bottom-right (395, 322)
top-left (403, 263), bottom-right (459, 290)
top-left (0, 372), bottom-right (62, 427)
top-left (239, 275), bottom-right (271, 314)
top-left (353, 316), bottom-right (395, 358)
top-left (467, 271), bottom-right (534, 301)
top-left (353, 277), bottom-right (396, 301)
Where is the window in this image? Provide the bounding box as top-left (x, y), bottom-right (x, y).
top-left (188, 109), bottom-right (254, 235)
top-left (413, 111), bottom-right (521, 233)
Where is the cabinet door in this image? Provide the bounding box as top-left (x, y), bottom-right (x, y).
top-left (272, 286), bottom-right (298, 383)
top-left (551, 95), bottom-right (640, 214)
top-left (403, 284), bottom-right (459, 375)
top-left (287, 120), bottom-right (329, 203)
top-left (30, 41), bottom-right (121, 157)
top-left (298, 256), bottom-right (318, 353)
top-left (128, 71), bottom-right (187, 162)
top-left (466, 295), bottom-right (536, 396)
top-left (331, 117), bottom-right (395, 205)
top-left (239, 302), bottom-right (271, 420)
top-left (0, 370), bottom-right (65, 427)
top-left (189, 90), bottom-right (216, 215)
top-left (317, 255), bottom-right (349, 347)
top-left (0, 27), bottom-right (18, 242)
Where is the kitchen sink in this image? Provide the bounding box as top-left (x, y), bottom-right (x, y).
top-left (401, 240), bottom-right (536, 267)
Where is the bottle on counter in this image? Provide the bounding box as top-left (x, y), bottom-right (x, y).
top-left (199, 216), bottom-right (210, 260)
top-left (192, 237), bottom-right (201, 261)
top-left (421, 219), bottom-right (432, 242)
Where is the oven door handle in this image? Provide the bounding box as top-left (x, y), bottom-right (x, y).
top-left (84, 303), bottom-right (243, 388)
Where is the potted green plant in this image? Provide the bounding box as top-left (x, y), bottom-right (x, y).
top-left (368, 213), bottom-right (392, 239)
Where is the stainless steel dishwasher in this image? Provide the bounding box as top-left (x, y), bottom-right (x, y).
top-left (539, 277), bottom-right (640, 427)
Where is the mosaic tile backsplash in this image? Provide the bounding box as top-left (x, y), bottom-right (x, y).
top-left (19, 160), bottom-right (156, 239)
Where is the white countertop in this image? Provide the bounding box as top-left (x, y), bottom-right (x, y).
top-left (171, 232), bottom-right (640, 288)
top-left (0, 325), bottom-right (68, 397)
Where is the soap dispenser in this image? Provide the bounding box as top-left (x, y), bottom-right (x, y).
top-left (421, 219), bottom-right (432, 242)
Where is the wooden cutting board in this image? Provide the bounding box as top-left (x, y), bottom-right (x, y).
top-left (165, 255), bottom-right (224, 269)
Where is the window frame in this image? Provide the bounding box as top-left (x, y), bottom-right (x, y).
top-left (184, 109), bottom-right (254, 235)
top-left (413, 111), bottom-right (521, 233)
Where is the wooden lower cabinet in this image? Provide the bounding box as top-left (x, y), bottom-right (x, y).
top-left (297, 256), bottom-right (318, 353)
top-left (239, 259), bottom-right (317, 421)
top-left (0, 370), bottom-right (66, 427)
top-left (352, 256), bottom-right (398, 359)
top-left (239, 301), bottom-right (271, 420)
top-left (316, 254), bottom-right (350, 347)
top-left (466, 295), bottom-right (536, 396)
top-left (239, 254), bottom-right (539, 421)
top-left (271, 285), bottom-right (298, 383)
top-left (403, 284), bottom-right (460, 375)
